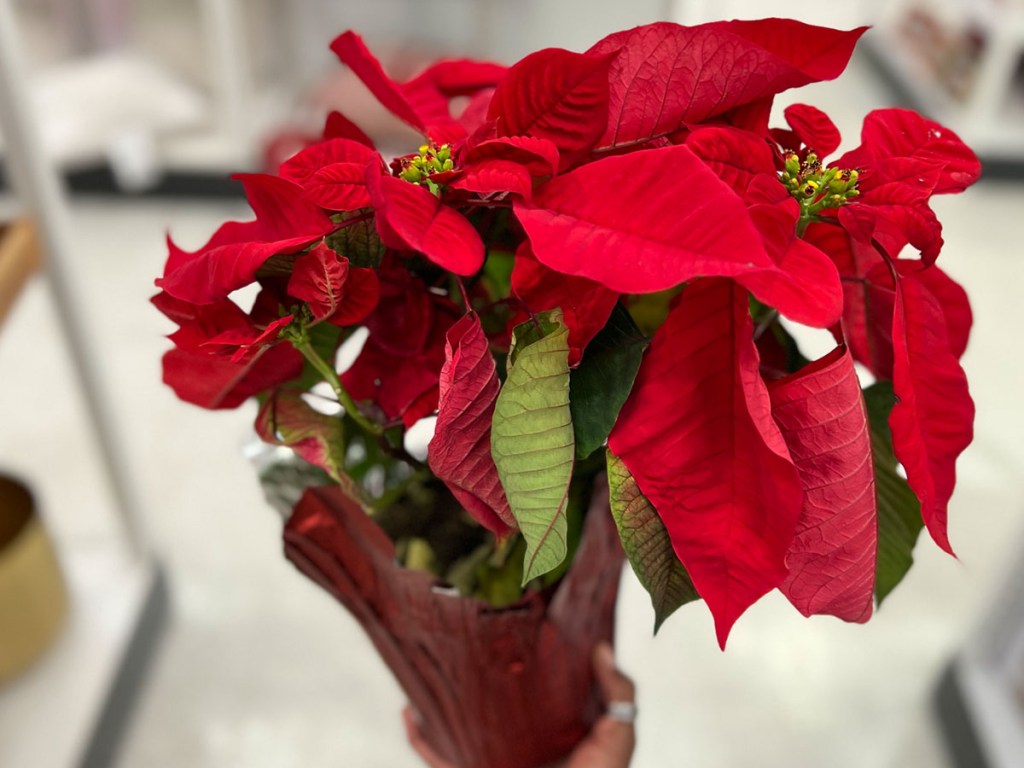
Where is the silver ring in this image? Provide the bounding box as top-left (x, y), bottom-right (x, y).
top-left (606, 700), bottom-right (637, 723)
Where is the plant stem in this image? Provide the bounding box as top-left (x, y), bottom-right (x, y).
top-left (295, 341), bottom-right (382, 435)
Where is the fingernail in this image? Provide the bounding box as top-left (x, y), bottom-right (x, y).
top-left (596, 642), bottom-right (615, 668)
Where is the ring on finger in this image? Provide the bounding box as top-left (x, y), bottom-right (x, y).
top-left (606, 700), bottom-right (637, 724)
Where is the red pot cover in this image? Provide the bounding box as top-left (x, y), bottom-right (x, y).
top-left (283, 480), bottom-right (623, 768)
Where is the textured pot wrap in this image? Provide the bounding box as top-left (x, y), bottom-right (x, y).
top-left (284, 480), bottom-right (623, 768)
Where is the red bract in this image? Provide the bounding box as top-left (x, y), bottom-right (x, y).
top-left (157, 174), bottom-right (334, 304)
top-left (772, 104), bottom-right (842, 158)
top-left (890, 272), bottom-right (974, 554)
top-left (366, 169), bottom-right (485, 275)
top-left (153, 290), bottom-right (292, 364)
top-left (287, 243), bottom-right (380, 326)
top-left (428, 314), bottom-right (514, 536)
top-left (516, 143), bottom-right (841, 327)
top-left (162, 344), bottom-right (302, 410)
top-left (769, 347), bottom-right (876, 622)
top-left (589, 20), bottom-right (866, 150)
top-left (330, 31), bottom-right (504, 142)
top-left (488, 48), bottom-right (614, 170)
top-left (510, 242), bottom-right (618, 367)
top-left (280, 138), bottom-right (377, 211)
top-left (342, 266), bottom-right (458, 421)
top-left (831, 109), bottom-right (980, 266)
top-left (609, 279), bottom-right (803, 647)
top-left (838, 108), bottom-right (981, 195)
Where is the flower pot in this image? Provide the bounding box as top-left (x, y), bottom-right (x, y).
top-left (0, 474), bottom-right (68, 683)
top-left (283, 479), bottom-right (623, 768)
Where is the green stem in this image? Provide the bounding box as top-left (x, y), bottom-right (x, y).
top-left (796, 211), bottom-right (813, 238)
top-left (295, 341), bottom-right (382, 435)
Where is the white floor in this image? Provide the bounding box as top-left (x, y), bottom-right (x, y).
top-left (1, 51), bottom-right (1023, 768)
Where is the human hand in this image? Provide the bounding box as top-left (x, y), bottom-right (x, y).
top-left (403, 641), bottom-right (636, 768)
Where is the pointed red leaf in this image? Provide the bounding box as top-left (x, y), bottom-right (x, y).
top-left (744, 200), bottom-right (843, 328)
top-left (329, 33), bottom-right (499, 141)
top-left (330, 31), bottom-right (429, 134)
top-left (451, 159), bottom-right (533, 200)
top-left (860, 260), bottom-right (970, 380)
top-left (608, 279), bottom-right (803, 647)
top-left (780, 103), bottom-right (841, 157)
top-left (464, 136), bottom-right (560, 177)
top-left (516, 144), bottom-right (838, 327)
top-left (768, 346), bottom-right (876, 622)
top-left (589, 21), bottom-right (866, 149)
top-left (403, 58), bottom-right (506, 131)
top-left (366, 169), bottom-right (484, 275)
top-left (152, 292), bottom-right (249, 350)
top-left (161, 343), bottom-right (303, 410)
top-left (487, 48), bottom-right (614, 169)
top-left (516, 146), bottom-right (768, 292)
top-left (684, 126), bottom-right (776, 197)
top-left (890, 274), bottom-right (974, 554)
top-left (916, 265), bottom-right (972, 359)
top-left (330, 265), bottom-right (380, 327)
top-left (279, 138), bottom-right (378, 186)
top-left (511, 242), bottom-right (619, 366)
top-left (305, 163), bottom-right (373, 210)
top-left (288, 243), bottom-right (350, 322)
top-left (323, 110), bottom-right (376, 148)
top-left (428, 313), bottom-right (514, 536)
top-left (205, 314), bottom-right (294, 364)
top-left (838, 109), bottom-right (981, 195)
top-left (157, 174), bottom-right (333, 304)
top-left (342, 282), bottom-right (458, 420)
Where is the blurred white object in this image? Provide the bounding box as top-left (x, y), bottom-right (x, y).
top-left (0, 50), bottom-right (205, 169)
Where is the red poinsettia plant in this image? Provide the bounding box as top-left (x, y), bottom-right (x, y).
top-left (155, 18), bottom-right (978, 651)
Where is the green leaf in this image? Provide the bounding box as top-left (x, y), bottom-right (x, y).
top-left (255, 391), bottom-right (347, 483)
top-left (864, 382), bottom-right (924, 604)
top-left (326, 208), bottom-right (385, 268)
top-left (607, 450), bottom-right (699, 632)
top-left (570, 304), bottom-right (648, 459)
top-left (492, 309), bottom-right (575, 584)
top-left (624, 287), bottom-right (681, 336)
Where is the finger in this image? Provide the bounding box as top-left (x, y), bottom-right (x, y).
top-left (593, 642), bottom-right (636, 704)
top-left (402, 707), bottom-right (455, 768)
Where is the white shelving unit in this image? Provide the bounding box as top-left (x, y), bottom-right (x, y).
top-left (865, 0), bottom-right (1024, 167)
top-left (0, 2), bottom-right (166, 766)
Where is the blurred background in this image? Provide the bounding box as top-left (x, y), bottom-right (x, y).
top-left (1, 0), bottom-right (1023, 766)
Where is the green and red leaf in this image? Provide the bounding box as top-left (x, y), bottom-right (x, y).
top-left (607, 450), bottom-right (699, 632)
top-left (428, 313), bottom-right (514, 537)
top-left (255, 390), bottom-right (347, 482)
